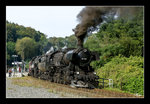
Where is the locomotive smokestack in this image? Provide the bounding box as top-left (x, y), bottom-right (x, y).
top-left (73, 28), bottom-right (86, 48)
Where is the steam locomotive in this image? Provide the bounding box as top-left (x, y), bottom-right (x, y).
top-left (28, 47), bottom-right (99, 88)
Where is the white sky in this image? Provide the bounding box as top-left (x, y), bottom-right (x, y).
top-left (6, 6), bottom-right (85, 38)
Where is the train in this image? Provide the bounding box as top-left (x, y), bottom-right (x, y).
top-left (28, 47), bottom-right (100, 88)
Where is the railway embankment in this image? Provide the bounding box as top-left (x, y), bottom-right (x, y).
top-left (6, 76), bottom-right (144, 98)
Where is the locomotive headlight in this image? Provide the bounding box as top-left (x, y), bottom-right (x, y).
top-left (93, 72), bottom-right (96, 74)
top-left (76, 72), bottom-right (80, 74)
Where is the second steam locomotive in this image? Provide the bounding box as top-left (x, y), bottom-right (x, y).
top-left (28, 47), bottom-right (99, 88)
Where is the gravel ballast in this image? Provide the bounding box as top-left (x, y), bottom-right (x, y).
top-left (6, 78), bottom-right (63, 98)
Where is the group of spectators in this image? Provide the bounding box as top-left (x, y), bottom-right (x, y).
top-left (7, 66), bottom-right (22, 77)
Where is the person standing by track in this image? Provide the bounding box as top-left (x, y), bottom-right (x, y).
top-left (8, 68), bottom-right (12, 77)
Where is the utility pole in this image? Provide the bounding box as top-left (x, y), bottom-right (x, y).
top-left (21, 48), bottom-right (24, 77)
top-left (12, 55), bottom-right (18, 77)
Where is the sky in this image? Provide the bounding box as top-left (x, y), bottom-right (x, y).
top-left (6, 6), bottom-right (85, 38)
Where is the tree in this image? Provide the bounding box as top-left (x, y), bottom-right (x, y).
top-left (15, 37), bottom-right (37, 60)
top-left (84, 7), bottom-right (143, 68)
top-left (6, 21), bottom-right (49, 66)
top-left (38, 35), bottom-right (48, 54)
top-left (7, 41), bottom-right (17, 65)
top-left (84, 34), bottom-right (100, 52)
top-left (7, 23), bottom-right (17, 42)
top-left (65, 35), bottom-right (77, 48)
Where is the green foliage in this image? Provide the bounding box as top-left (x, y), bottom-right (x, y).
top-left (48, 35), bottom-right (77, 49)
top-left (84, 34), bottom-right (100, 52)
top-left (48, 37), bottom-right (66, 50)
top-left (96, 55), bottom-right (144, 95)
top-left (86, 9), bottom-right (143, 68)
top-left (7, 41), bottom-right (16, 56)
top-left (6, 41), bottom-right (17, 65)
top-left (65, 35), bottom-right (77, 48)
top-left (119, 36), bottom-right (143, 57)
top-left (85, 8), bottom-right (144, 95)
top-left (38, 35), bottom-right (49, 54)
top-left (6, 23), bottom-right (17, 42)
top-left (96, 17), bottom-right (143, 57)
top-left (6, 21), bottom-right (77, 66)
top-left (6, 21), bottom-right (48, 65)
top-left (25, 60), bottom-right (30, 69)
top-left (7, 21), bottom-right (46, 42)
top-left (15, 37), bottom-right (37, 60)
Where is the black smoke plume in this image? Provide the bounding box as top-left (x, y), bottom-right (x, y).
top-left (73, 6), bottom-right (142, 48)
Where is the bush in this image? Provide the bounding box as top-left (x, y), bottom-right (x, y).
top-left (96, 55), bottom-right (144, 95)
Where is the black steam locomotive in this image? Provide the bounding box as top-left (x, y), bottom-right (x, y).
top-left (28, 47), bottom-right (99, 88)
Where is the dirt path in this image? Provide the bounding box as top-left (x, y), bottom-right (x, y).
top-left (6, 78), bottom-right (64, 98)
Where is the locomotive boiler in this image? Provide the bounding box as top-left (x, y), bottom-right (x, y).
top-left (28, 47), bottom-right (99, 88)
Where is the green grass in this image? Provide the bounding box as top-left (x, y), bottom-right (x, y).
top-left (104, 87), bottom-right (130, 94)
top-left (103, 87), bottom-right (143, 96)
